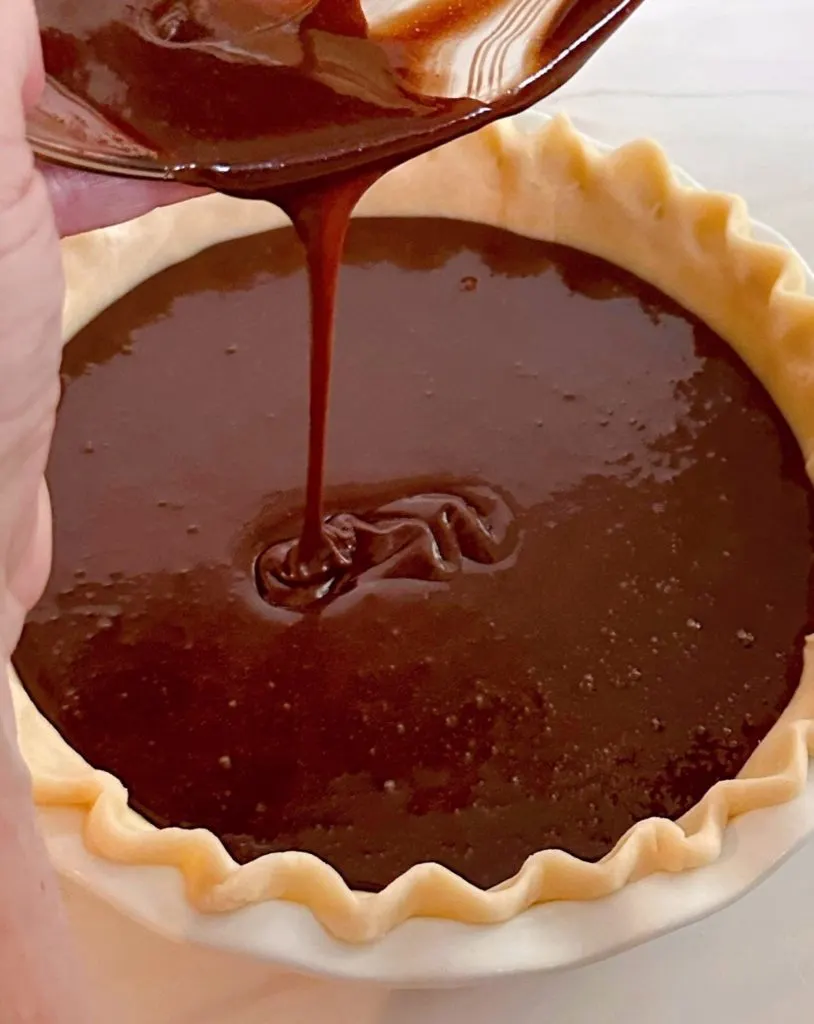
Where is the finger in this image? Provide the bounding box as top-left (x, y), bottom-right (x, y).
top-left (0, 0), bottom-right (44, 216)
top-left (0, 0), bottom-right (41, 126)
top-left (40, 163), bottom-right (209, 237)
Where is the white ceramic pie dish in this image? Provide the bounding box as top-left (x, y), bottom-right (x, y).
top-left (29, 109), bottom-right (814, 985)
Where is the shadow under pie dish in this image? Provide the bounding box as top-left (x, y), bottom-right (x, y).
top-left (10, 115), bottom-right (814, 950)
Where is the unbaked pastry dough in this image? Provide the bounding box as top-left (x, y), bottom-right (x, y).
top-left (9, 116), bottom-right (814, 942)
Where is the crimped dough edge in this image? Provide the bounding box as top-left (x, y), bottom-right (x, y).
top-left (9, 115), bottom-right (814, 944)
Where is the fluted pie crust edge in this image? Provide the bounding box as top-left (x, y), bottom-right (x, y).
top-left (9, 116), bottom-right (814, 943)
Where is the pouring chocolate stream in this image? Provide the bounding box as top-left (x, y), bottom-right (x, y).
top-left (36, 0), bottom-right (645, 600)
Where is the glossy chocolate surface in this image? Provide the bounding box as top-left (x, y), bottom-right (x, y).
top-left (15, 219), bottom-right (814, 891)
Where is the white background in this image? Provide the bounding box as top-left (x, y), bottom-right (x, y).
top-left (64, 0), bottom-right (814, 1020)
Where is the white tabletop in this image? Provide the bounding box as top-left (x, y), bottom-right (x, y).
top-left (65, 0), bottom-right (814, 1020)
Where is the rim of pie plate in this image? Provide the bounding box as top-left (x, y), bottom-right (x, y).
top-left (12, 109), bottom-right (814, 981)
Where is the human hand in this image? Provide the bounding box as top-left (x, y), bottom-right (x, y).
top-left (0, 0), bottom-right (86, 1006)
top-left (0, 2), bottom-right (201, 1020)
top-left (1, 0), bottom-right (204, 654)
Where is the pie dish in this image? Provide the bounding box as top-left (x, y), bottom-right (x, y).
top-left (9, 112), bottom-right (814, 966)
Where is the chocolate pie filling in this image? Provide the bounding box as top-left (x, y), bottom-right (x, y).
top-left (15, 218), bottom-right (814, 891)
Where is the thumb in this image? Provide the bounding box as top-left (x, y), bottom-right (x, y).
top-left (40, 163), bottom-right (208, 237)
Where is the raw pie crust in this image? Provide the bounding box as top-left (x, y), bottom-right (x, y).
top-left (9, 116), bottom-right (814, 943)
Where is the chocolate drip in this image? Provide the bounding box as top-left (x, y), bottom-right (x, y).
top-left (274, 174), bottom-right (379, 573)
